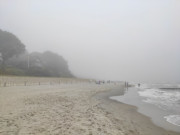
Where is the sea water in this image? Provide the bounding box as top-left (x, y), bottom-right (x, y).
top-left (110, 83), bottom-right (180, 132)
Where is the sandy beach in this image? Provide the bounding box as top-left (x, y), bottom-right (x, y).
top-left (0, 77), bottom-right (179, 135)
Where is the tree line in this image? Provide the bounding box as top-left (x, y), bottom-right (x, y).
top-left (0, 29), bottom-right (74, 77)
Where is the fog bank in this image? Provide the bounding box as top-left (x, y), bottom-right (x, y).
top-left (0, 0), bottom-right (180, 83)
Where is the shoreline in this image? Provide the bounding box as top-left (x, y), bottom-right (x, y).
top-left (95, 86), bottom-right (180, 135)
top-left (0, 81), bottom-right (179, 135)
top-left (110, 87), bottom-right (180, 133)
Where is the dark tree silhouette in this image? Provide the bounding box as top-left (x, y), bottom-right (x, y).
top-left (0, 29), bottom-right (25, 68)
top-left (0, 29), bottom-right (74, 77)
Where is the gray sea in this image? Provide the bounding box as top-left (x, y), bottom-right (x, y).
top-left (110, 83), bottom-right (180, 132)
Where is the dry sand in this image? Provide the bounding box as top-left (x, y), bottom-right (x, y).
top-left (0, 77), bottom-right (179, 135)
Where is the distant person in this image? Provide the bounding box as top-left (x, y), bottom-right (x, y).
top-left (138, 83), bottom-right (140, 87)
top-left (125, 82), bottom-right (128, 87)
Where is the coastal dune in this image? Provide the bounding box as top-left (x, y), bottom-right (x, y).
top-left (0, 77), bottom-right (179, 135)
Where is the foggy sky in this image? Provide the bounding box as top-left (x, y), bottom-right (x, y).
top-left (0, 0), bottom-right (180, 83)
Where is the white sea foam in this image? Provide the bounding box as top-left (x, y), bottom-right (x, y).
top-left (164, 115), bottom-right (180, 127)
top-left (138, 85), bottom-right (180, 126)
top-left (138, 88), bottom-right (180, 111)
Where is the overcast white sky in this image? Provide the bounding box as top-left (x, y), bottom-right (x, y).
top-left (0, 0), bottom-right (180, 83)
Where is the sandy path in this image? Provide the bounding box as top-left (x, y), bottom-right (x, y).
top-left (0, 83), bottom-right (124, 135)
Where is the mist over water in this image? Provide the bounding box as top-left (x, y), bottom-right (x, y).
top-left (0, 0), bottom-right (180, 83)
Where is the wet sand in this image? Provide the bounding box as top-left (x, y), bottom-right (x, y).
top-left (110, 87), bottom-right (180, 133)
top-left (0, 79), bottom-right (179, 135)
top-left (96, 87), bottom-right (180, 135)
